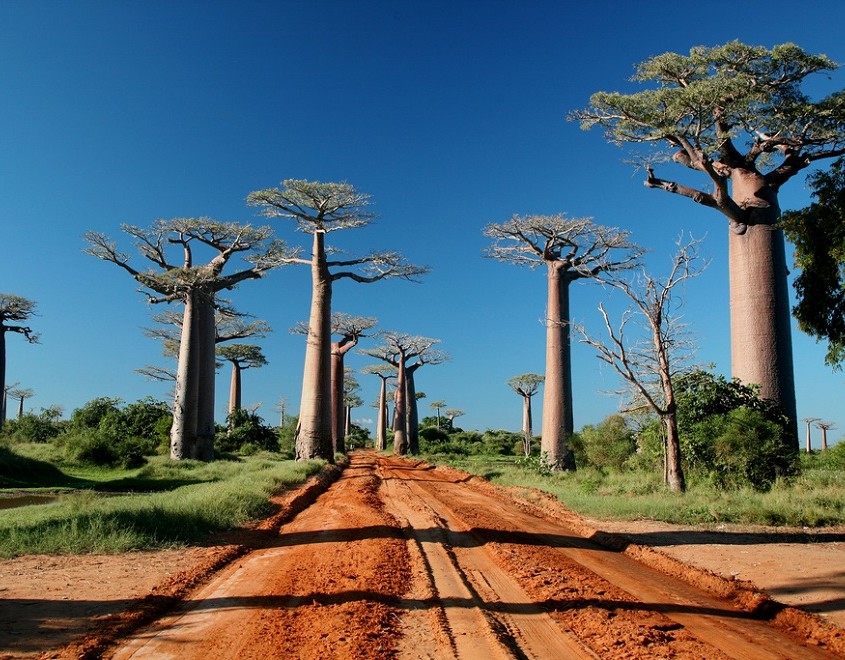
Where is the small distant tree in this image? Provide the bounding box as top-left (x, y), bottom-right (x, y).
top-left (577, 237), bottom-right (707, 492)
top-left (7, 387), bottom-right (34, 419)
top-left (330, 314), bottom-right (376, 453)
top-left (363, 332), bottom-right (444, 455)
top-left (248, 179), bottom-right (428, 461)
top-left (361, 364), bottom-right (396, 451)
top-left (444, 409), bottom-right (464, 431)
top-left (217, 344), bottom-right (268, 423)
top-left (802, 417), bottom-right (821, 453)
top-left (429, 400), bottom-right (446, 430)
top-left (484, 214), bottom-right (642, 471)
top-left (816, 421), bottom-right (836, 451)
top-left (274, 395), bottom-right (288, 428)
top-left (507, 374), bottom-right (544, 457)
top-left (0, 294), bottom-right (39, 428)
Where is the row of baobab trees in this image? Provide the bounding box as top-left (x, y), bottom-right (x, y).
top-left (6, 41), bottom-right (845, 494)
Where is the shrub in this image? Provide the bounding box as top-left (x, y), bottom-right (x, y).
top-left (578, 415), bottom-right (636, 471)
top-left (1, 410), bottom-right (64, 443)
top-left (683, 408), bottom-right (794, 491)
top-left (217, 409), bottom-right (279, 454)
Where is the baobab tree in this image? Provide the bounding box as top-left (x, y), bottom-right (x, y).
top-left (0, 294), bottom-right (38, 429)
top-left (816, 420), bottom-right (835, 451)
top-left (577, 237), bottom-right (707, 492)
top-left (484, 214), bottom-right (642, 470)
top-left (362, 332), bottom-right (443, 455)
top-left (8, 386), bottom-right (34, 419)
top-left (507, 373), bottom-right (544, 457)
top-left (444, 409), bottom-right (464, 431)
top-left (330, 314), bottom-right (376, 453)
top-left (361, 364), bottom-right (396, 451)
top-left (217, 344), bottom-right (268, 423)
top-left (274, 395), bottom-right (288, 428)
top-left (247, 180), bottom-right (427, 461)
top-left (86, 219), bottom-right (296, 460)
top-left (802, 417), bottom-right (821, 453)
top-left (575, 41), bottom-right (845, 450)
top-left (429, 400), bottom-right (447, 430)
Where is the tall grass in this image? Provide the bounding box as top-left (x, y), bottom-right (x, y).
top-left (0, 453), bottom-right (323, 557)
top-left (430, 454), bottom-right (845, 527)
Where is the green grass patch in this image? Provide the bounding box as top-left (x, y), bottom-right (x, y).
top-left (0, 451), bottom-right (323, 557)
top-left (425, 454), bottom-right (845, 528)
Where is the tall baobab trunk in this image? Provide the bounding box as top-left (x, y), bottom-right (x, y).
top-left (521, 394), bottom-right (534, 457)
top-left (330, 345), bottom-right (347, 454)
top-left (406, 364), bottom-right (420, 454)
top-left (729, 223), bottom-right (798, 452)
top-left (195, 294), bottom-right (216, 461)
top-left (376, 375), bottom-right (388, 451)
top-left (393, 355), bottom-right (408, 455)
top-left (295, 232), bottom-right (334, 461)
top-left (171, 291), bottom-right (199, 459)
top-left (541, 265), bottom-right (574, 470)
top-left (228, 362), bottom-right (242, 420)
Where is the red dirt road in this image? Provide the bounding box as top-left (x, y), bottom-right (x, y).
top-left (98, 452), bottom-right (842, 659)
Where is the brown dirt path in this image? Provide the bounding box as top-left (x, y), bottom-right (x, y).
top-left (111, 453), bottom-right (845, 657)
top-left (1, 452), bottom-right (843, 658)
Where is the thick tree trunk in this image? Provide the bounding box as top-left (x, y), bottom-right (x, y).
top-left (171, 292), bottom-right (199, 459)
top-left (393, 355), bottom-right (408, 455)
top-left (376, 376), bottom-right (387, 451)
top-left (0, 330), bottom-right (6, 429)
top-left (729, 223), bottom-right (798, 451)
top-left (540, 265), bottom-right (575, 470)
top-left (295, 232), bottom-right (334, 461)
top-left (228, 362), bottom-right (242, 421)
top-left (662, 413), bottom-right (685, 492)
top-left (330, 345), bottom-right (345, 454)
top-left (522, 395), bottom-right (533, 457)
top-left (406, 365), bottom-right (420, 454)
top-left (194, 294), bottom-right (216, 461)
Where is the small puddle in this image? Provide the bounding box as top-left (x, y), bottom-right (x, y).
top-left (0, 494), bottom-right (59, 510)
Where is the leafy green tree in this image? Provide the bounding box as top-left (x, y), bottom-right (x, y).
top-left (781, 158), bottom-right (845, 369)
top-left (0, 294), bottom-right (39, 428)
top-left (578, 415), bottom-right (636, 471)
top-left (216, 408), bottom-right (279, 454)
top-left (484, 214), bottom-right (642, 470)
top-left (575, 41), bottom-right (845, 450)
top-left (248, 180), bottom-right (428, 461)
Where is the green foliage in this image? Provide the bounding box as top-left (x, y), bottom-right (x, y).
top-left (0, 409), bottom-right (64, 443)
top-left (345, 424), bottom-right (371, 450)
top-left (428, 453), bottom-right (845, 528)
top-left (577, 415), bottom-right (636, 471)
top-left (781, 157), bottom-right (845, 369)
top-left (216, 409), bottom-right (279, 454)
top-left (0, 455), bottom-right (323, 557)
top-left (682, 408), bottom-right (792, 491)
top-left (69, 397), bottom-right (123, 431)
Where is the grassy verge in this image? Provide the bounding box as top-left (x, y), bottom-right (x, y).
top-left (0, 450), bottom-right (323, 558)
top-left (423, 453), bottom-right (845, 527)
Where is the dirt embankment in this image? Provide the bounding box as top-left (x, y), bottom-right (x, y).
top-left (1, 452), bottom-right (843, 659)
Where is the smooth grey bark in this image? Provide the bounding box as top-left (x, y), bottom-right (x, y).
top-left (171, 291), bottom-right (199, 459)
top-left (295, 231), bottom-right (334, 462)
top-left (541, 265), bottom-right (575, 470)
top-left (195, 293), bottom-right (216, 461)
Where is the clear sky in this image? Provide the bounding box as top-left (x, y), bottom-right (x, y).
top-left (2, 0), bottom-right (844, 448)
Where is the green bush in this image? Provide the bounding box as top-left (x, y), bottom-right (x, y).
top-left (216, 409), bottom-right (279, 454)
top-left (1, 410), bottom-right (64, 443)
top-left (683, 408), bottom-right (794, 491)
top-left (578, 415), bottom-right (636, 471)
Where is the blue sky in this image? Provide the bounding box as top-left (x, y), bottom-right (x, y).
top-left (2, 0), bottom-right (844, 448)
